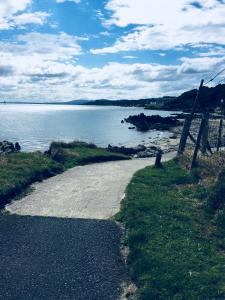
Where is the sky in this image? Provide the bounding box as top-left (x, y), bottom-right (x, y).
top-left (0, 0), bottom-right (225, 102)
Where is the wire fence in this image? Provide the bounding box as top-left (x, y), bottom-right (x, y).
top-left (183, 115), bottom-right (225, 152)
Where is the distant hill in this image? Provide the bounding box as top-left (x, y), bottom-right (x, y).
top-left (83, 84), bottom-right (225, 112)
top-left (65, 100), bottom-right (89, 105)
top-left (163, 84), bottom-right (225, 111)
top-left (3, 84), bottom-right (225, 111)
top-left (84, 96), bottom-right (176, 107)
top-left (0, 100), bottom-right (90, 105)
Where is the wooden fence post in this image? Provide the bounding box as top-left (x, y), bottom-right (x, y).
top-left (178, 79), bottom-right (204, 155)
top-left (201, 111), bottom-right (209, 154)
top-left (155, 149), bottom-right (163, 168)
top-left (190, 116), bottom-right (205, 169)
top-left (217, 119), bottom-right (223, 152)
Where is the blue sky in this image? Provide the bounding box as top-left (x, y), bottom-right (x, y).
top-left (0, 0), bottom-right (225, 101)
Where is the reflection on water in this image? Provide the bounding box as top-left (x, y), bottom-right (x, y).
top-left (0, 104), bottom-right (177, 151)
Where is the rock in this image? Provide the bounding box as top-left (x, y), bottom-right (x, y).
top-left (170, 134), bottom-right (178, 139)
top-left (128, 127), bottom-right (135, 129)
top-left (136, 150), bottom-right (157, 158)
top-left (0, 141), bottom-right (15, 153)
top-left (124, 113), bottom-right (181, 132)
top-left (107, 145), bottom-right (139, 155)
top-left (134, 145), bottom-right (146, 152)
top-left (15, 142), bottom-right (21, 152)
top-left (148, 145), bottom-right (158, 151)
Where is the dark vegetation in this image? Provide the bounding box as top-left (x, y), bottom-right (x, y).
top-left (84, 84), bottom-right (225, 113)
top-left (163, 84), bottom-right (225, 112)
top-left (0, 141), bottom-right (129, 208)
top-left (107, 144), bottom-right (150, 155)
top-left (124, 113), bottom-right (182, 132)
top-left (7, 84), bottom-right (225, 112)
top-left (46, 141), bottom-right (129, 169)
top-left (117, 154), bottom-right (225, 299)
top-left (85, 96), bottom-right (176, 108)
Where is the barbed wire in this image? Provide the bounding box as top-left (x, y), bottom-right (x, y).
top-left (205, 67), bottom-right (225, 85)
top-left (215, 77), bottom-right (225, 85)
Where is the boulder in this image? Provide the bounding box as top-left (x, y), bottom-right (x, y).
top-left (0, 141), bottom-right (15, 153)
top-left (124, 113), bottom-right (181, 132)
top-left (136, 150), bottom-right (157, 158)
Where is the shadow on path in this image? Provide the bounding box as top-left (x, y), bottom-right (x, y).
top-left (0, 215), bottom-right (126, 300)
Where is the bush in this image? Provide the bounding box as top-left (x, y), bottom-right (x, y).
top-left (49, 140), bottom-right (97, 150)
top-left (47, 140), bottom-right (129, 169)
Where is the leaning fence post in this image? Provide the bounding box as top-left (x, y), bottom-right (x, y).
top-left (217, 119), bottom-right (223, 152)
top-left (201, 110), bottom-right (209, 154)
top-left (178, 79), bottom-right (204, 155)
top-left (190, 116), bottom-right (205, 169)
top-left (217, 99), bottom-right (225, 152)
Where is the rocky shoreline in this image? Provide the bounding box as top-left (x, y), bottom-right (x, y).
top-left (108, 126), bottom-right (181, 158)
top-left (0, 141), bottom-right (21, 154)
top-left (123, 113), bottom-right (182, 132)
top-left (115, 112), bottom-right (183, 157)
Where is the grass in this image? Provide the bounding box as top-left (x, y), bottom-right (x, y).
top-left (48, 141), bottom-right (129, 169)
top-left (0, 141), bottom-right (129, 207)
top-left (117, 160), bottom-right (225, 299)
top-left (0, 152), bottom-right (63, 208)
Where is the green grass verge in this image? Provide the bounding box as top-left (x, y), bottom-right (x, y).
top-left (117, 160), bottom-right (225, 299)
top-left (0, 152), bottom-right (63, 207)
top-left (49, 141), bottom-right (129, 169)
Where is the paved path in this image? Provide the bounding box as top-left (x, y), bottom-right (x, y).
top-left (0, 215), bottom-right (125, 300)
top-left (1, 153), bottom-right (175, 300)
top-left (6, 153), bottom-right (175, 219)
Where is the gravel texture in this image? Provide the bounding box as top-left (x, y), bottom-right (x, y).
top-left (5, 154), bottom-right (175, 219)
top-left (0, 215), bottom-right (126, 300)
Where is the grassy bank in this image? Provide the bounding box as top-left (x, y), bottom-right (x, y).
top-left (0, 152), bottom-right (63, 208)
top-left (0, 141), bottom-right (129, 207)
top-left (48, 141), bottom-right (129, 169)
top-left (117, 159), bottom-right (225, 299)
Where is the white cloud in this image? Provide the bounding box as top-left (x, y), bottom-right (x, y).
top-left (0, 0), bottom-right (31, 17)
top-left (56, 0), bottom-right (81, 3)
top-left (123, 55), bottom-right (137, 59)
top-left (13, 12), bottom-right (50, 27)
top-left (0, 32), bottom-right (83, 79)
top-left (1, 42), bottom-right (224, 101)
top-left (178, 56), bottom-right (225, 75)
top-left (1, 0), bottom-right (225, 101)
top-left (100, 31), bottom-right (111, 36)
top-left (104, 0), bottom-right (224, 27)
top-left (92, 24), bottom-right (225, 54)
top-left (0, 0), bottom-right (49, 29)
top-left (92, 0), bottom-right (225, 54)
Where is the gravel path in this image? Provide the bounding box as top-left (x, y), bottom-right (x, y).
top-left (1, 153), bottom-right (175, 300)
top-left (0, 215), bottom-right (125, 300)
top-left (6, 153), bottom-right (175, 219)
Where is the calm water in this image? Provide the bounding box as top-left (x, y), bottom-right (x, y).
top-left (0, 104), bottom-right (177, 151)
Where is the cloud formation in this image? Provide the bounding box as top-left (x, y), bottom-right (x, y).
top-left (1, 45), bottom-right (224, 101)
top-left (56, 0), bottom-right (81, 3)
top-left (0, 0), bottom-right (49, 29)
top-left (0, 0), bottom-right (225, 101)
top-left (92, 0), bottom-right (225, 53)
